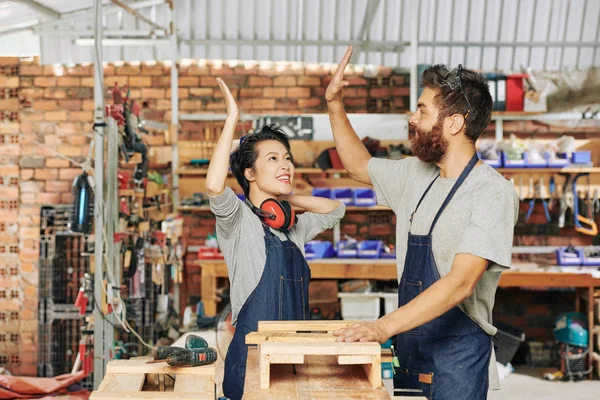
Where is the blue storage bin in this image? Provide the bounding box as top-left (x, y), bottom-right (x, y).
top-left (304, 241), bottom-right (336, 260)
top-left (332, 188), bottom-right (354, 205)
top-left (312, 188), bottom-right (332, 199)
top-left (353, 188), bottom-right (377, 207)
top-left (336, 240), bottom-right (358, 258)
top-left (358, 240), bottom-right (383, 259)
top-left (556, 247), bottom-right (583, 266)
top-left (380, 251), bottom-right (396, 259)
top-left (477, 151), bottom-right (502, 168)
top-left (582, 247), bottom-right (600, 266)
top-left (501, 152), bottom-right (526, 168)
top-left (549, 153), bottom-right (570, 168)
top-left (524, 151), bottom-right (548, 168)
top-left (571, 151), bottom-right (592, 165)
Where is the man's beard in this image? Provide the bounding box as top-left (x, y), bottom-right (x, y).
top-left (410, 119), bottom-right (449, 164)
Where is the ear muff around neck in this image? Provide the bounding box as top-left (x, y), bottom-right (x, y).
top-left (246, 198), bottom-right (296, 231)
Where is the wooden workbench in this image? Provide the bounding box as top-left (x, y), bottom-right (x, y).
top-left (243, 346), bottom-right (393, 399)
top-left (196, 259), bottom-right (600, 377)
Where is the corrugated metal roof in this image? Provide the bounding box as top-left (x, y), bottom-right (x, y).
top-left (0, 0), bottom-right (599, 71)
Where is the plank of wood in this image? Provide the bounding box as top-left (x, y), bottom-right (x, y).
top-left (257, 320), bottom-right (359, 332)
top-left (338, 355), bottom-right (374, 365)
top-left (269, 354), bottom-right (305, 364)
top-left (245, 332), bottom-right (336, 344)
top-left (96, 373), bottom-right (145, 392)
top-left (90, 392), bottom-right (213, 399)
top-left (106, 358), bottom-right (215, 375)
top-left (173, 374), bottom-right (215, 396)
top-left (260, 341), bottom-right (381, 356)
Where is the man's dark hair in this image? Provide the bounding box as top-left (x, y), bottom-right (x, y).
top-left (230, 124), bottom-right (293, 197)
top-left (421, 65), bottom-right (493, 142)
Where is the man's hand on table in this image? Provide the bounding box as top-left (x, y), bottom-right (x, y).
top-left (333, 320), bottom-right (390, 343)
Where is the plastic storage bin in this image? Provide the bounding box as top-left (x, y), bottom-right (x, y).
top-left (571, 151), bottom-right (592, 165)
top-left (556, 247), bottom-right (584, 266)
top-left (332, 188), bottom-right (354, 205)
top-left (304, 241), bottom-right (336, 260)
top-left (501, 152), bottom-right (526, 168)
top-left (336, 240), bottom-right (358, 258)
top-left (338, 292), bottom-right (381, 321)
top-left (582, 246), bottom-right (600, 266)
top-left (353, 188), bottom-right (377, 207)
top-left (358, 240), bottom-right (383, 258)
top-left (524, 151), bottom-right (548, 168)
top-left (495, 321), bottom-right (526, 365)
top-left (548, 153), bottom-right (570, 168)
top-left (312, 188), bottom-right (332, 199)
top-left (381, 292), bottom-right (398, 314)
top-left (477, 151), bottom-right (502, 168)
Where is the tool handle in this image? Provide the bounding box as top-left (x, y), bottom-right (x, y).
top-left (542, 201), bottom-right (551, 222)
top-left (525, 200), bottom-right (535, 222)
top-left (574, 215), bottom-right (598, 236)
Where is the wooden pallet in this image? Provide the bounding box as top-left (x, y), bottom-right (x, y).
top-left (245, 321), bottom-right (382, 390)
top-left (89, 356), bottom-right (215, 399)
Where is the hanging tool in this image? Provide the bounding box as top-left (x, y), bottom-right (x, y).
top-left (558, 173), bottom-right (574, 228)
top-left (572, 173), bottom-right (598, 236)
top-left (518, 176), bottom-right (524, 201)
top-left (526, 177), bottom-right (551, 223)
top-left (591, 189), bottom-right (600, 219)
top-left (548, 176), bottom-right (556, 211)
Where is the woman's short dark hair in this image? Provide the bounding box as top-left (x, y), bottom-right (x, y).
top-left (421, 64), bottom-right (493, 142)
top-left (230, 124), bottom-right (293, 197)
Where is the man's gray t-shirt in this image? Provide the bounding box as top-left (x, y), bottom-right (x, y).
top-left (368, 156), bottom-right (518, 388)
top-left (209, 187), bottom-right (346, 325)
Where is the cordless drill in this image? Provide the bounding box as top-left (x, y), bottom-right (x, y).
top-left (155, 334), bottom-right (213, 363)
top-left (148, 347), bottom-right (217, 367)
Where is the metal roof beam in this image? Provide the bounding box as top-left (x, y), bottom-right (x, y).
top-left (110, 0), bottom-right (169, 33)
top-left (14, 0), bottom-right (59, 19)
top-left (0, 19), bottom-right (39, 35)
top-left (353, 0), bottom-right (382, 62)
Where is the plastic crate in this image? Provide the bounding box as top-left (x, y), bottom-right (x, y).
top-left (304, 241), bottom-right (336, 260)
top-left (495, 321), bottom-right (526, 365)
top-left (501, 152), bottom-right (526, 168)
top-left (582, 246), bottom-right (600, 266)
top-left (336, 240), bottom-right (358, 258)
top-left (338, 292), bottom-right (380, 321)
top-left (357, 240), bottom-right (382, 259)
top-left (332, 188), bottom-right (354, 205)
top-left (524, 151), bottom-right (548, 168)
top-left (548, 153), bottom-right (570, 168)
top-left (353, 188), bottom-right (377, 207)
top-left (381, 292), bottom-right (398, 314)
top-left (311, 188), bottom-right (332, 199)
top-left (556, 247), bottom-right (584, 266)
top-left (477, 151), bottom-right (502, 168)
top-left (571, 151), bottom-right (592, 165)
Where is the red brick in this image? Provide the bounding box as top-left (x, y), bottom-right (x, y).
top-left (392, 75), bottom-right (406, 85)
top-left (179, 100), bottom-right (203, 111)
top-left (393, 87), bottom-right (410, 96)
top-left (19, 181), bottom-right (43, 193)
top-left (82, 99), bottom-right (95, 111)
top-left (116, 64), bottom-right (141, 75)
top-left (57, 77), bottom-right (80, 87)
top-left (186, 64), bottom-right (210, 76)
top-left (128, 76), bottom-right (152, 87)
top-left (393, 97), bottom-right (405, 108)
top-left (58, 100), bottom-right (82, 110)
top-left (347, 76), bottom-right (368, 85)
top-left (141, 88), bottom-right (165, 99)
top-left (189, 88), bottom-right (213, 97)
top-left (43, 88), bottom-right (68, 99)
top-left (80, 77), bottom-right (94, 87)
top-left (56, 123), bottom-right (79, 135)
top-left (298, 98), bottom-right (321, 108)
top-left (43, 134), bottom-right (63, 146)
top-left (252, 99), bottom-right (275, 109)
top-left (239, 88), bottom-right (263, 98)
top-left (233, 65), bottom-right (258, 75)
top-left (248, 76), bottom-right (273, 87)
top-left (0, 187), bottom-right (18, 198)
top-left (273, 77), bottom-right (296, 87)
top-left (155, 99), bottom-right (171, 110)
top-left (37, 192), bottom-right (60, 204)
top-left (167, 88), bottom-right (189, 99)
top-left (345, 98), bottom-right (367, 107)
top-left (19, 111), bottom-right (44, 121)
top-left (0, 76), bottom-right (19, 88)
top-left (33, 77), bottom-right (56, 87)
top-left (34, 168), bottom-right (58, 180)
top-left (213, 88), bottom-right (239, 99)
top-left (0, 99), bottom-right (20, 112)
top-left (69, 135), bottom-right (88, 146)
top-left (45, 158), bottom-right (70, 168)
top-left (210, 65), bottom-right (234, 76)
top-left (66, 65), bottom-right (93, 76)
top-left (152, 76), bottom-right (171, 87)
top-left (44, 110), bottom-right (68, 122)
top-left (141, 63), bottom-right (163, 76)
top-left (70, 111), bottom-right (93, 122)
top-left (200, 77), bottom-right (219, 87)
top-left (369, 87), bottom-right (392, 98)
top-left (0, 57), bottom-right (19, 66)
top-left (58, 145), bottom-right (82, 157)
top-left (21, 192), bottom-right (36, 204)
top-left (59, 168), bottom-right (81, 180)
top-left (19, 87), bottom-right (44, 100)
top-left (287, 87), bottom-right (310, 98)
top-left (297, 76), bottom-right (322, 86)
top-left (104, 76), bottom-right (128, 88)
top-left (103, 65), bottom-right (115, 75)
top-left (343, 213), bottom-right (369, 223)
top-left (205, 101), bottom-right (226, 111)
top-left (60, 192), bottom-right (72, 203)
top-left (263, 88), bottom-right (286, 98)
top-left (20, 169), bottom-right (34, 180)
top-left (179, 76), bottom-right (200, 87)
top-left (19, 65), bottom-right (42, 76)
top-left (45, 180), bottom-right (70, 192)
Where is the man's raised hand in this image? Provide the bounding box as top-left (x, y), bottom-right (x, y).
top-left (325, 45), bottom-right (353, 103)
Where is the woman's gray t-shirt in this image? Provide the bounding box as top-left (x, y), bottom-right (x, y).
top-left (209, 187), bottom-right (346, 325)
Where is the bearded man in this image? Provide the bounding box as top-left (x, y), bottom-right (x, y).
top-left (325, 46), bottom-right (518, 400)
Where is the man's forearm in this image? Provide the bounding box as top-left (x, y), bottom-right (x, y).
top-left (327, 101), bottom-right (372, 182)
top-left (378, 274), bottom-right (473, 339)
top-left (281, 195), bottom-right (342, 214)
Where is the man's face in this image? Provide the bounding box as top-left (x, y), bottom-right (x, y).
top-left (408, 87), bottom-right (449, 164)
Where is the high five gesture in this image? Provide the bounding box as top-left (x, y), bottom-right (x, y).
top-left (325, 45), bottom-right (353, 103)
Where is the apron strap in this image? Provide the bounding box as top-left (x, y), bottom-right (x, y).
top-left (410, 174), bottom-right (440, 224)
top-left (427, 153), bottom-right (479, 235)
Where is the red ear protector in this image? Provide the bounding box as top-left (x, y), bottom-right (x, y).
top-left (246, 199), bottom-right (297, 231)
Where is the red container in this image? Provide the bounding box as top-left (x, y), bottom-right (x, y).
top-left (506, 74), bottom-right (527, 111)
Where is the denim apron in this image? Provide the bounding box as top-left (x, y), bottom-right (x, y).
top-left (222, 226), bottom-right (310, 400)
top-left (394, 153), bottom-right (492, 400)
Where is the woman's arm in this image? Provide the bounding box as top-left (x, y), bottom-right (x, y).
top-left (280, 195), bottom-right (342, 214)
top-left (205, 78), bottom-right (240, 197)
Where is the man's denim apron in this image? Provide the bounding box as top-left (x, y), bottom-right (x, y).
top-left (394, 153), bottom-right (492, 400)
top-left (223, 226), bottom-right (310, 400)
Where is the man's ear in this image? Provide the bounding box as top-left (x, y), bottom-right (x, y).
top-left (447, 114), bottom-right (465, 136)
top-left (244, 168), bottom-right (255, 182)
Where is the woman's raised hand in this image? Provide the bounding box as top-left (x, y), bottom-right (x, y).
top-left (216, 77), bottom-right (239, 121)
